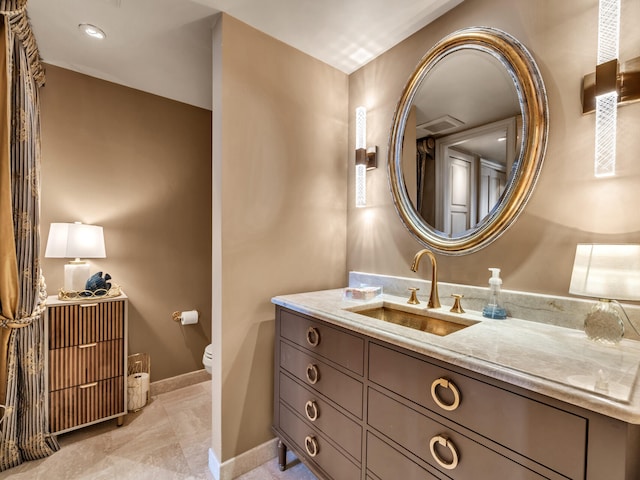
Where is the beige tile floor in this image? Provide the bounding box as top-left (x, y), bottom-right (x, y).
top-left (0, 380), bottom-right (316, 480)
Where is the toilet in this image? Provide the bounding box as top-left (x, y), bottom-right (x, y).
top-left (202, 344), bottom-right (213, 374)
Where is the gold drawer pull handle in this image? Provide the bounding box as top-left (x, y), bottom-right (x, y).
top-left (306, 327), bottom-right (320, 347)
top-left (78, 343), bottom-right (97, 349)
top-left (79, 382), bottom-right (98, 389)
top-left (305, 364), bottom-right (320, 385)
top-left (430, 377), bottom-right (461, 411)
top-left (305, 400), bottom-right (319, 422)
top-left (429, 435), bottom-right (459, 470)
top-left (304, 435), bottom-right (319, 457)
top-left (80, 303), bottom-right (98, 308)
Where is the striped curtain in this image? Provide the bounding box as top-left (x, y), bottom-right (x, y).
top-left (0, 0), bottom-right (59, 471)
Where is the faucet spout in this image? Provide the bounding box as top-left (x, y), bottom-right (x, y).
top-left (410, 248), bottom-right (441, 309)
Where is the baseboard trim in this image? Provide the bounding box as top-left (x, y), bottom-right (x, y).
top-left (150, 369), bottom-right (211, 396)
top-left (209, 438), bottom-right (278, 480)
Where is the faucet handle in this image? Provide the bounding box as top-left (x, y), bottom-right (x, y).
top-left (407, 288), bottom-right (420, 305)
top-left (450, 294), bottom-right (465, 314)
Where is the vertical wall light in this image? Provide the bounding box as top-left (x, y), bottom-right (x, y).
top-left (582, 0), bottom-right (640, 176)
top-left (355, 106), bottom-right (377, 208)
top-left (594, 0), bottom-right (620, 177)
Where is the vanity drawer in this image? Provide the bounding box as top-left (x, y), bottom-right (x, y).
top-left (279, 403), bottom-right (361, 480)
top-left (279, 309), bottom-right (364, 375)
top-left (367, 432), bottom-right (440, 480)
top-left (280, 341), bottom-right (363, 418)
top-left (369, 343), bottom-right (586, 479)
top-left (49, 376), bottom-right (124, 434)
top-left (48, 300), bottom-right (125, 349)
top-left (49, 339), bottom-right (124, 390)
top-left (279, 372), bottom-right (362, 461)
top-left (368, 388), bottom-right (546, 480)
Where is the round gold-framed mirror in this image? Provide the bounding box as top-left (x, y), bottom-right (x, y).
top-left (388, 27), bottom-right (548, 255)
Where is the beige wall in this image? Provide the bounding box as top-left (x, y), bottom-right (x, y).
top-left (40, 65), bottom-right (213, 381)
top-left (212, 15), bottom-right (348, 462)
top-left (348, 0), bottom-right (640, 296)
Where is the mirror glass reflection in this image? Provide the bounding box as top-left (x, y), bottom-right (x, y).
top-left (402, 49), bottom-right (522, 238)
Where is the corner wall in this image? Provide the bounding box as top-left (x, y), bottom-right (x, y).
top-left (40, 65), bottom-right (213, 381)
top-left (348, 0), bottom-right (640, 296)
top-left (212, 14), bottom-right (348, 464)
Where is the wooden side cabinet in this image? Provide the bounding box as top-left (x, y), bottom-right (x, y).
top-left (46, 293), bottom-right (128, 434)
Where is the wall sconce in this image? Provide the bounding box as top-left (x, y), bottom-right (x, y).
top-left (569, 244), bottom-right (640, 344)
top-left (355, 106), bottom-right (377, 208)
top-left (582, 0), bottom-right (640, 177)
top-left (45, 222), bottom-right (106, 292)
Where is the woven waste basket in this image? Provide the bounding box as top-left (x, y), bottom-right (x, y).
top-left (127, 353), bottom-right (151, 411)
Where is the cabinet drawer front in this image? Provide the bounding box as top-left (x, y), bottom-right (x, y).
top-left (279, 403), bottom-right (361, 480)
top-left (49, 377), bottom-right (124, 433)
top-left (279, 372), bottom-right (362, 461)
top-left (49, 339), bottom-right (124, 390)
top-left (280, 309), bottom-right (364, 375)
top-left (48, 300), bottom-right (126, 349)
top-left (369, 343), bottom-right (586, 478)
top-left (281, 342), bottom-right (363, 418)
top-left (368, 388), bottom-right (545, 480)
top-left (367, 432), bottom-right (440, 480)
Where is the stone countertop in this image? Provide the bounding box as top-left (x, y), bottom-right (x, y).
top-left (272, 288), bottom-right (640, 424)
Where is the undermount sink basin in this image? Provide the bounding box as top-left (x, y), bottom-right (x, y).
top-left (347, 304), bottom-right (478, 336)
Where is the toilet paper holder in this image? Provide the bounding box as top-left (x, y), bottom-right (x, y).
top-left (172, 310), bottom-right (199, 324)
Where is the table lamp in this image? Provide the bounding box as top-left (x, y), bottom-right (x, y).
top-left (569, 244), bottom-right (640, 344)
top-left (45, 222), bottom-right (106, 292)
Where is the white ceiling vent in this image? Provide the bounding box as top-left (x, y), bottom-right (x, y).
top-left (417, 115), bottom-right (464, 135)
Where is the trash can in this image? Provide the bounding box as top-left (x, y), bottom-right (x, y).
top-left (127, 353), bottom-right (151, 412)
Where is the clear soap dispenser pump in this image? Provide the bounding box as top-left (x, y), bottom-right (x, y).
top-left (482, 268), bottom-right (507, 319)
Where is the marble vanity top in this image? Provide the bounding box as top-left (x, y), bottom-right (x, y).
top-left (272, 287), bottom-right (640, 424)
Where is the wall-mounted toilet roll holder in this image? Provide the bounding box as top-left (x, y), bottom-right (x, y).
top-left (172, 310), bottom-right (199, 324)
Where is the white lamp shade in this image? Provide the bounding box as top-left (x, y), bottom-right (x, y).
top-left (569, 244), bottom-right (640, 301)
top-left (45, 223), bottom-right (106, 259)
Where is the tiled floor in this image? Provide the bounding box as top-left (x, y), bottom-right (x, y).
top-left (0, 380), bottom-right (316, 480)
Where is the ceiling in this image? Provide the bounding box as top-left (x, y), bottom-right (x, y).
top-left (26, 0), bottom-right (463, 110)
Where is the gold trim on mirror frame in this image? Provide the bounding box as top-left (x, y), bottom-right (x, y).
top-left (388, 27), bottom-right (549, 255)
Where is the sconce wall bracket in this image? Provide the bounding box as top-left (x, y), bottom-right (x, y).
top-left (582, 56), bottom-right (640, 114)
top-left (356, 146), bottom-right (377, 170)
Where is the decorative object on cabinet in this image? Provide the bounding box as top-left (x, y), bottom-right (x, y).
top-left (273, 304), bottom-right (640, 479)
top-left (81, 271), bottom-right (112, 296)
top-left (388, 27), bottom-right (548, 254)
top-left (44, 222), bottom-right (106, 292)
top-left (569, 243), bottom-right (640, 344)
top-left (581, 0), bottom-right (640, 177)
top-left (46, 293), bottom-right (128, 434)
top-left (354, 106), bottom-right (377, 208)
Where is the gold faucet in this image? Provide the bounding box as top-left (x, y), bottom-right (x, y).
top-left (410, 249), bottom-right (441, 309)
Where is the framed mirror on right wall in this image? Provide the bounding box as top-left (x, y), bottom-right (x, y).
top-left (388, 27), bottom-right (549, 255)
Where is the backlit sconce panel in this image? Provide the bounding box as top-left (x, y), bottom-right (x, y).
top-left (582, 0), bottom-right (640, 177)
top-left (355, 106), bottom-right (377, 207)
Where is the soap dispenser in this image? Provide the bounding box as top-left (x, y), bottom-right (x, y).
top-left (482, 268), bottom-right (507, 319)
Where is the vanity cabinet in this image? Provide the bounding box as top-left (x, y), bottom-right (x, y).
top-left (273, 306), bottom-right (640, 480)
top-left (46, 294), bottom-right (128, 434)
top-left (274, 308), bottom-right (364, 479)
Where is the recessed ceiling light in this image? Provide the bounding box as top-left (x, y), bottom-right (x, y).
top-left (78, 23), bottom-right (106, 40)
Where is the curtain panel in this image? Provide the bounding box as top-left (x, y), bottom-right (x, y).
top-left (0, 2), bottom-right (59, 471)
